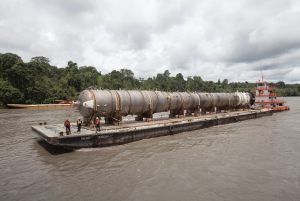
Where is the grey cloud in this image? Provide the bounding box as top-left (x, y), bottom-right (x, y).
top-left (33, 0), bottom-right (99, 17)
top-left (232, 7), bottom-right (300, 63)
top-left (0, 0), bottom-right (300, 83)
top-left (227, 32), bottom-right (300, 63)
top-left (167, 43), bottom-right (202, 71)
top-left (246, 49), bottom-right (300, 72)
top-left (98, 0), bottom-right (196, 51)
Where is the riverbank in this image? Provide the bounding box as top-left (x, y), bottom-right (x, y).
top-left (6, 103), bottom-right (73, 109)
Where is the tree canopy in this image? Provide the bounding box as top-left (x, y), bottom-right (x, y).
top-left (0, 52), bottom-right (299, 106)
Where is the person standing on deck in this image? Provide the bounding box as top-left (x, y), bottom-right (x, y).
top-left (77, 117), bottom-right (82, 132)
top-left (95, 117), bottom-right (101, 132)
top-left (64, 119), bottom-right (71, 135)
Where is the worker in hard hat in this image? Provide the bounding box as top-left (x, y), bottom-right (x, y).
top-left (64, 119), bottom-right (71, 135)
top-left (95, 117), bottom-right (101, 132)
top-left (77, 117), bottom-right (82, 132)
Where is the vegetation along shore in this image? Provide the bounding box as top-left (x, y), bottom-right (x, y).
top-left (0, 52), bottom-right (299, 106)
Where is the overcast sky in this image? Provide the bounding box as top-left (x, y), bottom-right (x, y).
top-left (1, 0), bottom-right (300, 83)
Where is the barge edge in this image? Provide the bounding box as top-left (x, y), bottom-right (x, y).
top-left (32, 110), bottom-right (275, 148)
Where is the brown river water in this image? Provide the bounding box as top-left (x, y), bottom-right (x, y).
top-left (0, 97), bottom-right (300, 201)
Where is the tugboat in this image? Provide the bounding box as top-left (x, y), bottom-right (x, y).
top-left (254, 77), bottom-right (289, 111)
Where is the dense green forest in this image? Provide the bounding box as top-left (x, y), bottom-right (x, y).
top-left (0, 53), bottom-right (299, 106)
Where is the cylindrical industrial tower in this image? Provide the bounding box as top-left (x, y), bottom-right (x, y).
top-left (78, 89), bottom-right (253, 124)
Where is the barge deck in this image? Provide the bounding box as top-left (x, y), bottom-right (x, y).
top-left (32, 109), bottom-right (273, 148)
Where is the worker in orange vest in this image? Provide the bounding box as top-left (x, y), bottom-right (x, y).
top-left (64, 119), bottom-right (71, 135)
top-left (95, 117), bottom-right (101, 132)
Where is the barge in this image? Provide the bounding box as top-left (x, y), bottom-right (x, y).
top-left (32, 109), bottom-right (272, 148)
top-left (32, 81), bottom-right (289, 149)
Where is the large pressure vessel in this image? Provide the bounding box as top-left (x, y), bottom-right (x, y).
top-left (78, 89), bottom-right (253, 121)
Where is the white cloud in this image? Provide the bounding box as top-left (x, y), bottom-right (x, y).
top-left (0, 0), bottom-right (300, 83)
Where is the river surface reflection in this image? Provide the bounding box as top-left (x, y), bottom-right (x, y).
top-left (0, 97), bottom-right (299, 201)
